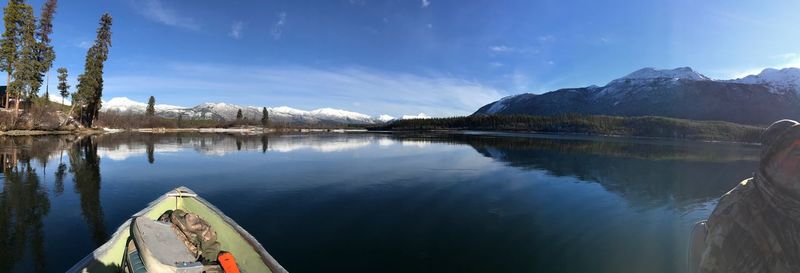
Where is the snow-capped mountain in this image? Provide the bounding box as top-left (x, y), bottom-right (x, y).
top-left (101, 97), bottom-right (395, 125)
top-left (730, 67), bottom-right (800, 94)
top-left (377, 115), bottom-right (396, 122)
top-left (475, 66), bottom-right (800, 125)
top-left (103, 97), bottom-right (183, 112)
top-left (401, 113), bottom-right (431, 119)
top-left (615, 67), bottom-right (710, 82)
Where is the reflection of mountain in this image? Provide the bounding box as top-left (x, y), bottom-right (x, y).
top-left (93, 133), bottom-right (378, 159)
top-left (396, 134), bottom-right (760, 207)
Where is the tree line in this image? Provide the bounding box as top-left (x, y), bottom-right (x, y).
top-left (1, 0), bottom-right (112, 127)
top-left (373, 114), bottom-right (764, 142)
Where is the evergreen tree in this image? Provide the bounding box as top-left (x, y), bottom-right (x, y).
top-left (9, 3), bottom-right (36, 111)
top-left (56, 67), bottom-right (68, 105)
top-left (145, 96), bottom-right (155, 117)
top-left (75, 13), bottom-right (112, 127)
top-left (261, 107), bottom-right (269, 127)
top-left (5, 0), bottom-right (57, 111)
top-left (35, 0), bottom-right (57, 99)
top-left (0, 0), bottom-right (23, 108)
top-left (236, 109), bottom-right (243, 121)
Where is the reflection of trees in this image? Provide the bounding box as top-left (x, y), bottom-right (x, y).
top-left (261, 135), bottom-right (269, 153)
top-left (0, 158), bottom-right (50, 272)
top-left (146, 142), bottom-right (155, 164)
top-left (54, 151), bottom-right (66, 196)
top-left (394, 133), bottom-right (761, 208)
top-left (69, 137), bottom-right (108, 246)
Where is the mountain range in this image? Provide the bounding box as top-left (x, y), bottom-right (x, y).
top-left (101, 97), bottom-right (429, 125)
top-left (474, 67), bottom-right (800, 125)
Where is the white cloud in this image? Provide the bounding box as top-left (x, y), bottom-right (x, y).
top-left (488, 45), bottom-right (539, 55)
top-left (489, 62), bottom-right (504, 68)
top-left (134, 0), bottom-right (199, 30)
top-left (538, 35), bottom-right (555, 43)
top-left (489, 45), bottom-right (515, 52)
top-left (229, 21), bottom-right (244, 39)
top-left (76, 40), bottom-right (92, 49)
top-left (271, 12), bottom-right (287, 40)
top-left (104, 63), bottom-right (506, 117)
top-left (422, 0), bottom-right (430, 8)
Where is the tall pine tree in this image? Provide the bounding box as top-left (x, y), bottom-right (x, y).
top-left (261, 107), bottom-right (269, 127)
top-left (0, 0), bottom-right (57, 111)
top-left (236, 109), bottom-right (243, 121)
top-left (146, 96), bottom-right (155, 117)
top-left (75, 13), bottom-right (112, 127)
top-left (35, 0), bottom-right (57, 100)
top-left (10, 3), bottom-right (37, 111)
top-left (0, 0), bottom-right (23, 108)
top-left (56, 67), bottom-right (68, 105)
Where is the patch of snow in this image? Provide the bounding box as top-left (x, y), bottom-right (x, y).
top-left (377, 114), bottom-right (396, 122)
top-left (617, 67), bottom-right (710, 81)
top-left (47, 94), bottom-right (71, 105)
top-left (309, 108), bottom-right (373, 123)
top-left (401, 113), bottom-right (431, 119)
top-left (485, 95), bottom-right (515, 114)
top-left (103, 97), bottom-right (188, 113)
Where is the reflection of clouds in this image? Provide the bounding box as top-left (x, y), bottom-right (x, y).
top-left (269, 137), bottom-right (371, 152)
top-left (92, 134), bottom-right (462, 158)
top-left (98, 144), bottom-right (181, 161)
top-left (378, 138), bottom-right (395, 146)
top-left (401, 140), bottom-right (430, 148)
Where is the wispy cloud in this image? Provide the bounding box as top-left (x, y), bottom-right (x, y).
top-left (76, 40), bottom-right (92, 49)
top-left (489, 62), bottom-right (504, 68)
top-left (134, 0), bottom-right (199, 30)
top-left (271, 12), bottom-right (287, 40)
top-left (488, 45), bottom-right (539, 56)
top-left (422, 0), bottom-right (430, 8)
top-left (537, 35), bottom-right (555, 43)
top-left (229, 21), bottom-right (244, 39)
top-left (489, 45), bottom-right (515, 53)
top-left (104, 63), bottom-right (506, 117)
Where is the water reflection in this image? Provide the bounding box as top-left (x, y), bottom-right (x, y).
top-left (0, 137), bottom-right (56, 273)
top-left (69, 137), bottom-right (108, 246)
top-left (422, 134), bottom-right (759, 208)
top-left (0, 132), bottom-right (762, 273)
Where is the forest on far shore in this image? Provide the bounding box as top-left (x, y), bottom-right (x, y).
top-left (372, 114), bottom-right (764, 143)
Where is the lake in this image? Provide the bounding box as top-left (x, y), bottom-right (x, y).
top-left (0, 132), bottom-right (760, 273)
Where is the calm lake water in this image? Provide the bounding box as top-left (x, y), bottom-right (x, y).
top-left (0, 132), bottom-right (760, 273)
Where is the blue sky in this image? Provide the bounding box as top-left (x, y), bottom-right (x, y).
top-left (15, 0), bottom-right (800, 116)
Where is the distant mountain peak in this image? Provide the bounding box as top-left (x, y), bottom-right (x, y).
top-left (617, 67), bottom-right (710, 82)
top-left (731, 67), bottom-right (800, 94)
top-left (100, 97), bottom-right (395, 125)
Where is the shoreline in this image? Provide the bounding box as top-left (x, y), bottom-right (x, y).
top-left (0, 127), bottom-right (761, 145)
top-left (0, 129), bottom-right (105, 136)
top-left (0, 127), bottom-right (370, 136)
